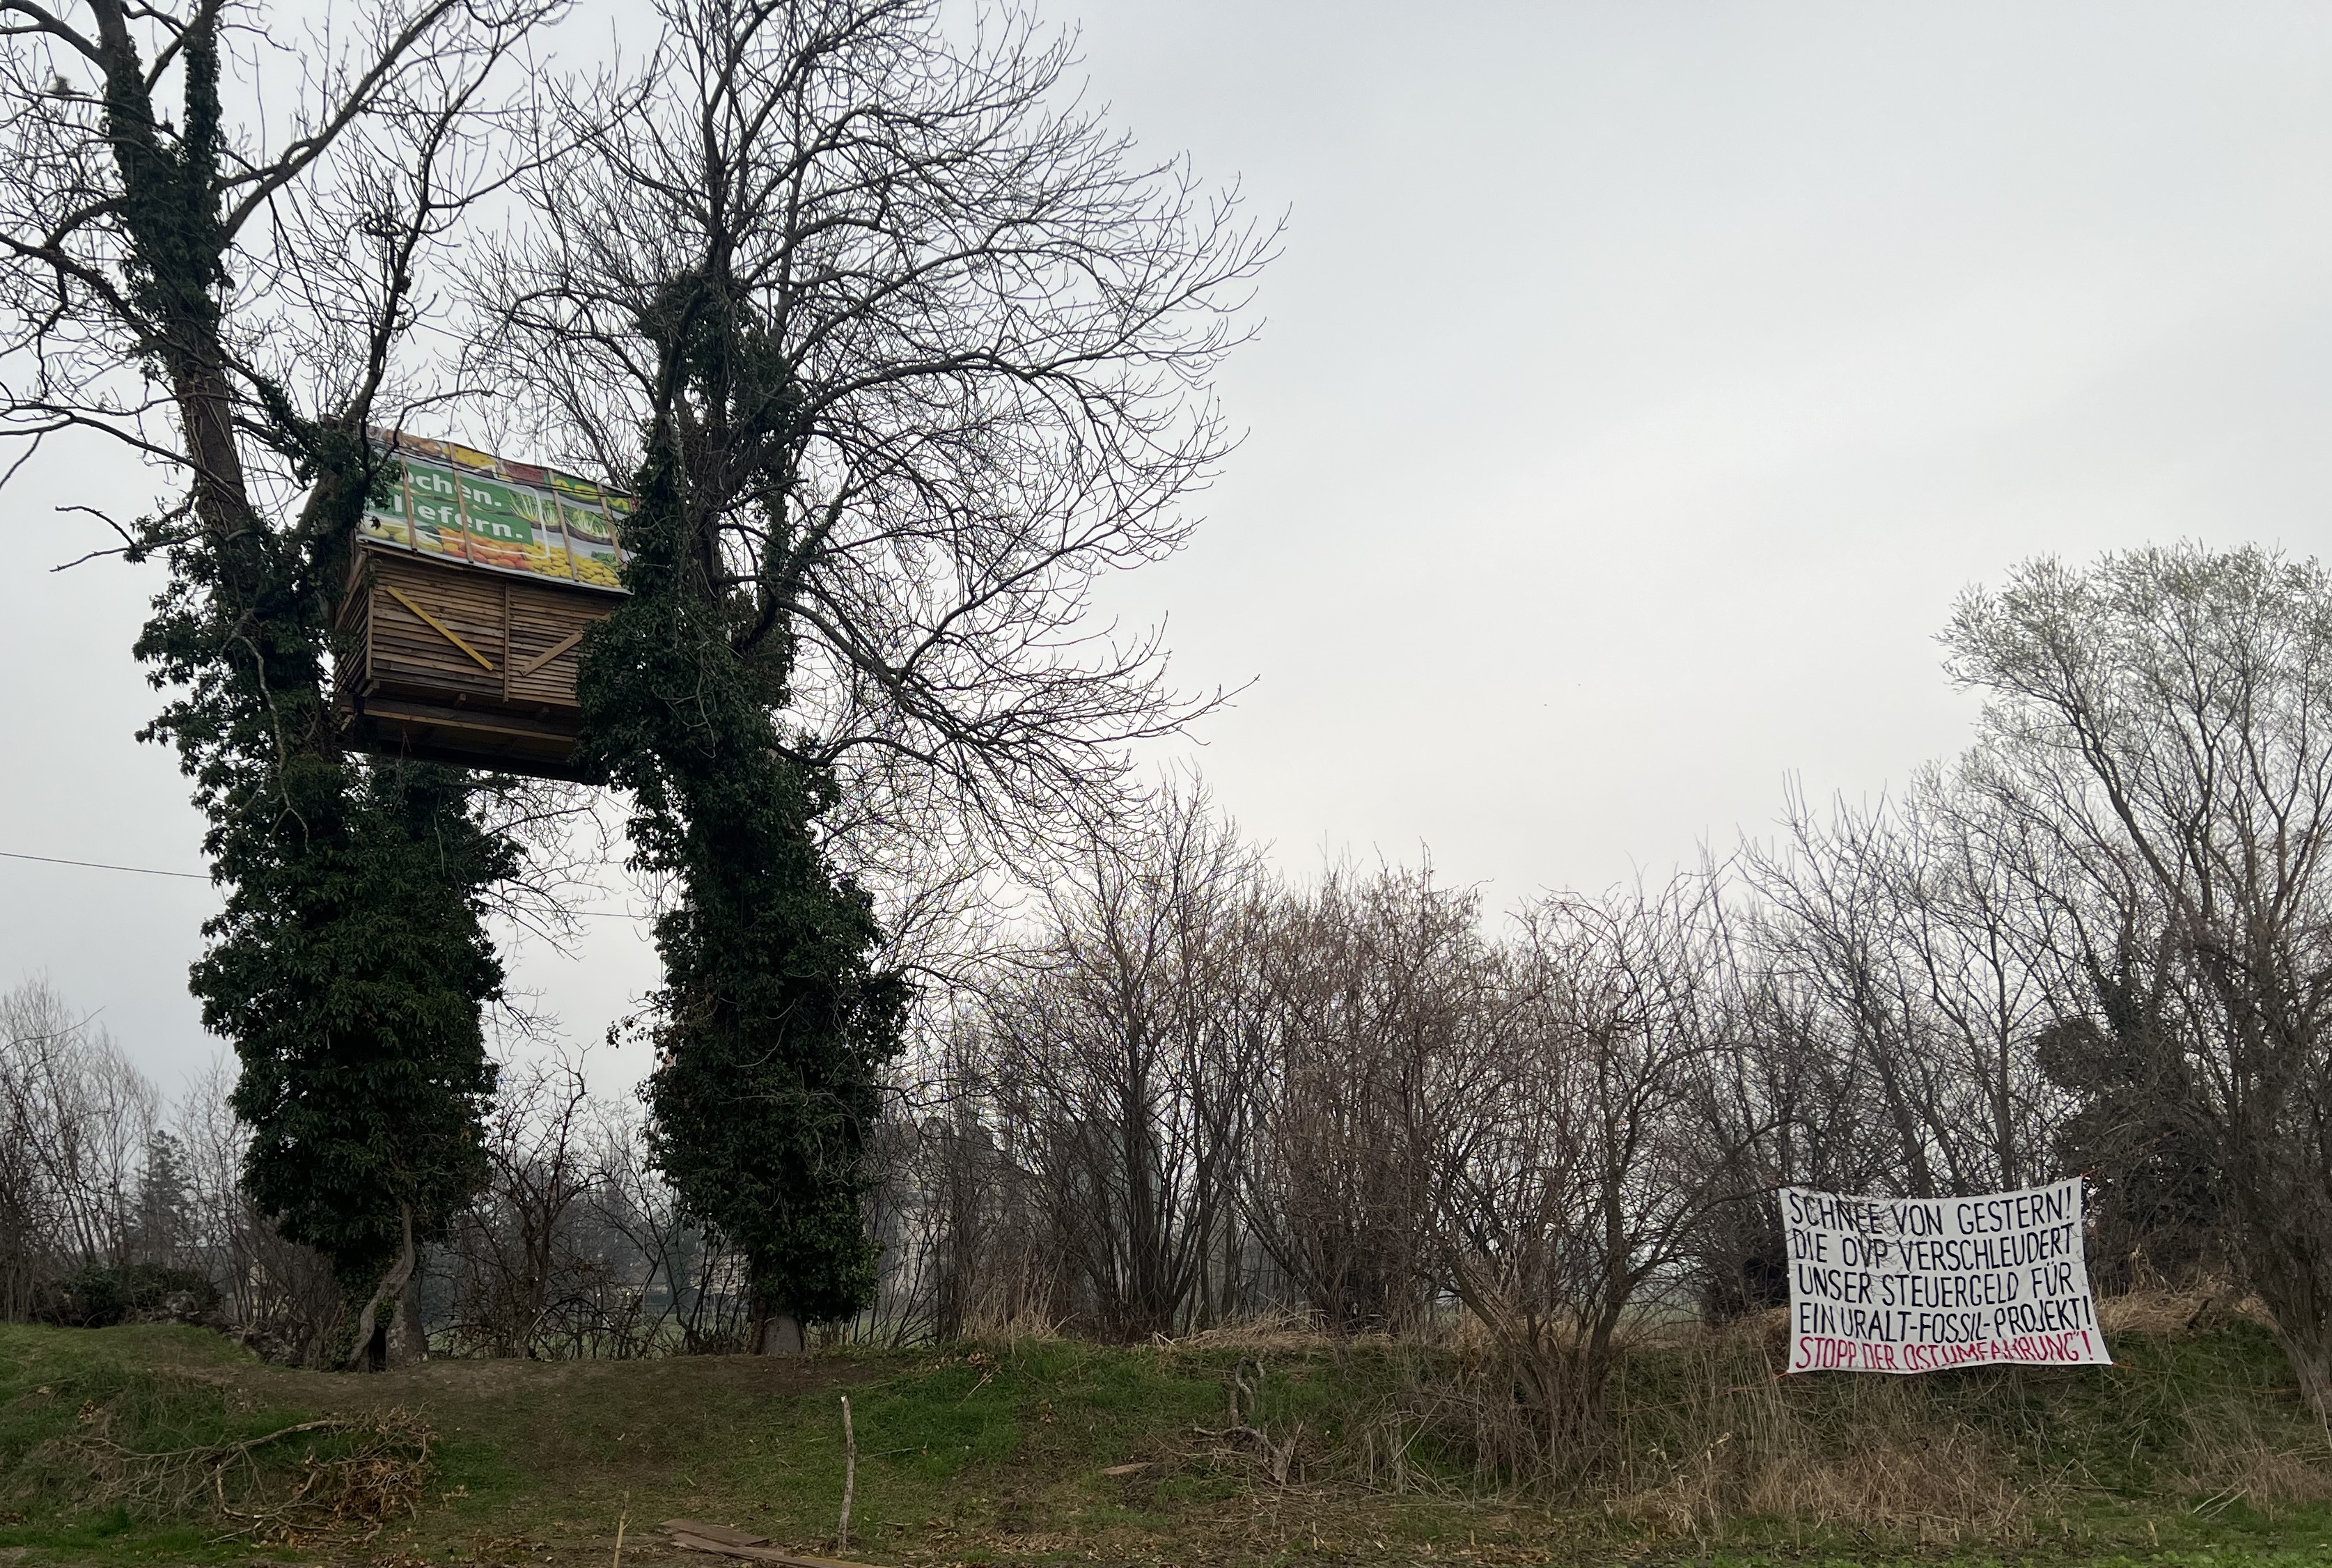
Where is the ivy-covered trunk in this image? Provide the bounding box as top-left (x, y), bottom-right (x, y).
top-left (89, 0), bottom-right (510, 1367)
top-left (578, 403), bottom-right (906, 1349)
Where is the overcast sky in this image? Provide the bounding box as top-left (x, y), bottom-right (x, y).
top-left (10, 1), bottom-right (2332, 1095)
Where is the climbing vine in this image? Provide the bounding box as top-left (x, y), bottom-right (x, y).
top-left (576, 286), bottom-right (907, 1344)
top-left (17, 0), bottom-right (537, 1363)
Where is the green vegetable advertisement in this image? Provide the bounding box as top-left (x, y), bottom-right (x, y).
top-left (358, 431), bottom-right (629, 591)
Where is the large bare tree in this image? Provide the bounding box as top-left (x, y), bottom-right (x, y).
top-left (471, 0), bottom-right (1276, 881)
top-left (1948, 543), bottom-right (2332, 1413)
top-left (0, 0), bottom-right (561, 1365)
top-left (459, 0), bottom-right (1270, 1351)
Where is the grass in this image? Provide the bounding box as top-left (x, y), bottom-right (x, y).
top-left (1, 1308), bottom-right (2330, 1567)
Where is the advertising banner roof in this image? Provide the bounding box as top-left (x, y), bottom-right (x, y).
top-left (359, 430), bottom-right (629, 593)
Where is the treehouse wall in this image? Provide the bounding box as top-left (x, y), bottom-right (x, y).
top-left (336, 544), bottom-right (618, 778)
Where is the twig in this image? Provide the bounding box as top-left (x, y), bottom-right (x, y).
top-left (838, 1395), bottom-right (856, 1553)
top-left (80, 1409), bottom-right (432, 1541)
top-left (1193, 1358), bottom-right (1301, 1485)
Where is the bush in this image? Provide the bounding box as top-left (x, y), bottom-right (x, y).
top-left (41, 1265), bottom-right (221, 1329)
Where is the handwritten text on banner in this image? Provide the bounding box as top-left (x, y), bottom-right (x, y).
top-left (1782, 1179), bottom-right (2110, 1374)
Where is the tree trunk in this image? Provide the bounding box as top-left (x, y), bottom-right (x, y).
top-left (389, 1278), bottom-right (428, 1368)
top-left (2247, 1246), bottom-right (2332, 1416)
top-left (756, 1309), bottom-right (805, 1355)
top-left (347, 1204), bottom-right (418, 1372)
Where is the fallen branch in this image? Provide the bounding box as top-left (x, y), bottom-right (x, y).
top-left (1192, 1356), bottom-right (1301, 1484)
top-left (72, 1408), bottom-right (434, 1544)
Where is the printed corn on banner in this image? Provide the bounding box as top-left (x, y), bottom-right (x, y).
top-left (1783, 1179), bottom-right (2108, 1373)
top-left (357, 430), bottom-right (629, 591)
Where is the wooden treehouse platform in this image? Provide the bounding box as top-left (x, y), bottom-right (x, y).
top-left (336, 433), bottom-right (630, 779)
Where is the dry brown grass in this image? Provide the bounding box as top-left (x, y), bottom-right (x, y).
top-left (1738, 1423), bottom-right (2036, 1542)
top-left (2097, 1286), bottom-right (2270, 1337)
top-left (941, 1307), bottom-right (1065, 1345)
top-left (1113, 1290), bottom-right (2332, 1545)
top-left (1588, 1289), bottom-right (2332, 1540)
top-left (52, 1402), bottom-right (435, 1546)
top-left (1595, 1348), bottom-right (2053, 1543)
top-left (1320, 1286), bottom-right (2330, 1541)
top-left (1606, 1422), bottom-right (2039, 1544)
top-left (2169, 1397), bottom-right (2332, 1516)
top-left (1168, 1312), bottom-right (1364, 1357)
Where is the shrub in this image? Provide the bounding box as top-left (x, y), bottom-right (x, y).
top-left (42, 1265), bottom-right (221, 1328)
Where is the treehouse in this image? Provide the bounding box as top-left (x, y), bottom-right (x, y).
top-left (336, 433), bottom-right (631, 779)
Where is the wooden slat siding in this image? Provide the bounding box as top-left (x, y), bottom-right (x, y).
top-left (506, 593), bottom-right (610, 706)
top-left (330, 581), bottom-right (373, 716)
top-left (336, 541), bottom-right (620, 777)
top-left (360, 549), bottom-right (613, 709)
top-left (341, 577), bottom-right (372, 684)
top-left (378, 558), bottom-right (508, 652)
top-left (369, 556), bottom-right (506, 698)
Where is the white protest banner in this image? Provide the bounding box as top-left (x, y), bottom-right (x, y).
top-left (1782, 1178), bottom-right (2110, 1374)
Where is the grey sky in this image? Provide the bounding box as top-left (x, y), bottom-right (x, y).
top-left (9, 1), bottom-right (2332, 1092)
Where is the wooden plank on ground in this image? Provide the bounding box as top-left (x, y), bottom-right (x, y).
top-left (663, 1522), bottom-right (893, 1568)
top-left (670, 1534), bottom-right (792, 1561)
top-left (663, 1521), bottom-right (770, 1547)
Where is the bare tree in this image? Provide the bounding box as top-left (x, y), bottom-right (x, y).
top-left (0, 0), bottom-right (557, 534)
top-left (469, 0), bottom-right (1276, 882)
top-left (169, 1059), bottom-right (347, 1362)
top-left (1948, 543), bottom-right (2332, 1413)
top-left (0, 978), bottom-right (156, 1317)
top-left (1423, 875), bottom-right (1748, 1466)
top-left (1746, 778), bottom-right (2069, 1200)
top-left (1243, 863), bottom-right (1487, 1334)
top-left (435, 1051), bottom-right (599, 1356)
top-left (973, 785), bottom-right (1266, 1339)
top-left (873, 1024), bottom-right (1061, 1342)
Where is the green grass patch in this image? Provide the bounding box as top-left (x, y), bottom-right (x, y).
top-left (4, 1315), bottom-right (2332, 1566)
top-left (0, 1323), bottom-right (320, 1563)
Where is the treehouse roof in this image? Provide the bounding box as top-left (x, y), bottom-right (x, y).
top-left (357, 429), bottom-right (631, 595)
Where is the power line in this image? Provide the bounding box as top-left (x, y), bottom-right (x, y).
top-left (0, 849), bottom-right (208, 881)
top-left (0, 849), bottom-right (654, 923)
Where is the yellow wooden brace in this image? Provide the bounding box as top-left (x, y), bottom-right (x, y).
top-left (383, 583), bottom-right (496, 673)
top-left (515, 627), bottom-right (586, 678)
